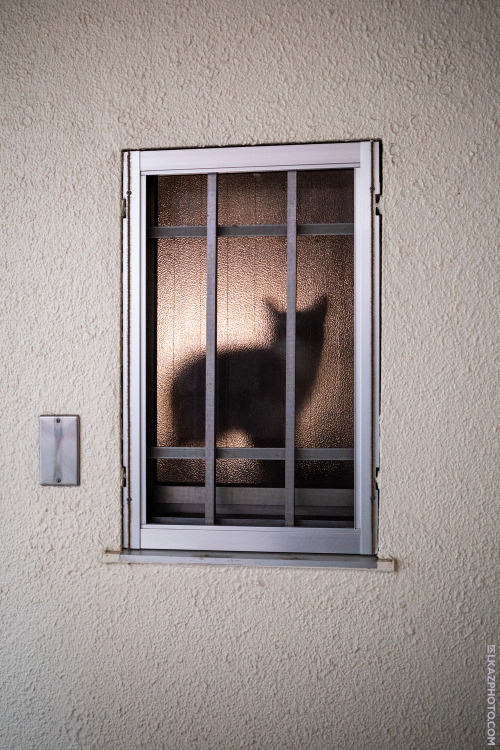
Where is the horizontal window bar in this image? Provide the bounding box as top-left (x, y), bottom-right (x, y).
top-left (221, 225), bottom-right (284, 236)
top-left (147, 223), bottom-right (354, 238)
top-left (149, 517), bottom-right (286, 527)
top-left (150, 504), bottom-right (353, 517)
top-left (149, 517), bottom-right (354, 528)
top-left (216, 447), bottom-right (285, 460)
top-left (149, 447), bottom-right (354, 460)
top-left (149, 226), bottom-right (207, 237)
top-left (153, 486), bottom-right (354, 506)
top-left (150, 447), bottom-right (206, 459)
top-left (297, 448), bottom-right (354, 460)
top-left (297, 223), bottom-right (354, 236)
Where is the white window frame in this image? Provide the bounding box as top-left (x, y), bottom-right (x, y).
top-left (122, 141), bottom-right (380, 556)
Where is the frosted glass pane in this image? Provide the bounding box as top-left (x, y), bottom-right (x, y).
top-left (157, 459), bottom-right (205, 486)
top-left (216, 237), bottom-right (287, 448)
top-left (150, 460), bottom-right (204, 521)
top-left (156, 238), bottom-right (207, 446)
top-left (216, 460), bottom-right (284, 487)
top-left (218, 172), bottom-right (287, 225)
top-left (295, 461), bottom-right (354, 489)
top-left (295, 461), bottom-right (354, 526)
top-left (216, 460), bottom-right (284, 523)
top-left (297, 169), bottom-right (354, 224)
top-left (157, 174), bottom-right (207, 226)
top-left (296, 236), bottom-right (354, 449)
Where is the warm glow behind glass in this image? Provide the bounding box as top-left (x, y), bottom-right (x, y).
top-left (218, 172), bottom-right (287, 225)
top-left (156, 237), bottom-right (207, 447)
top-left (153, 168), bottom-right (355, 504)
top-left (157, 174), bottom-right (207, 226)
top-left (296, 235), bottom-right (354, 449)
top-left (297, 169), bottom-right (354, 223)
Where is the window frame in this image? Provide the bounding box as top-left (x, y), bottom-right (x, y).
top-left (122, 141), bottom-right (380, 556)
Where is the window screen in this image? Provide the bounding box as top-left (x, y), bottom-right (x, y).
top-left (147, 169), bottom-right (354, 528)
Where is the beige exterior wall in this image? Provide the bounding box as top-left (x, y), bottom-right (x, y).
top-left (1, 1), bottom-right (498, 748)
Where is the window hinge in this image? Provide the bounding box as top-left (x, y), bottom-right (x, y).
top-left (121, 197), bottom-right (127, 220)
top-left (121, 466), bottom-right (127, 487)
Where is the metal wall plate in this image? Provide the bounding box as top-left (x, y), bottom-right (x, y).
top-left (39, 416), bottom-right (80, 486)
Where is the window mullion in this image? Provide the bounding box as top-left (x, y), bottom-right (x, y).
top-left (205, 173), bottom-right (217, 525)
top-left (285, 170), bottom-right (297, 527)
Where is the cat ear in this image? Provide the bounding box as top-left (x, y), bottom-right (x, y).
top-left (264, 299), bottom-right (281, 320)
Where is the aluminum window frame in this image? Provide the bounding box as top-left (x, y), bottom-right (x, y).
top-left (122, 141), bottom-right (380, 555)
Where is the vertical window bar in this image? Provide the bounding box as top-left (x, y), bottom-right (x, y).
top-left (285, 170), bottom-right (297, 527)
top-left (205, 173), bottom-right (217, 524)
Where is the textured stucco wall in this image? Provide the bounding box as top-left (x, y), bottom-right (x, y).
top-left (1, 1), bottom-right (499, 748)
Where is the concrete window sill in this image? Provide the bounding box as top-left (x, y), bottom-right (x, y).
top-left (103, 549), bottom-right (396, 571)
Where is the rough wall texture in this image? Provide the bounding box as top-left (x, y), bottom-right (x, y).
top-left (1, 1), bottom-right (499, 748)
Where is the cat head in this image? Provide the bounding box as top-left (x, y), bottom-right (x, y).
top-left (265, 296), bottom-right (328, 343)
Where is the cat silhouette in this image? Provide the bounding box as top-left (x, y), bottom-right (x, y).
top-left (171, 296), bottom-right (328, 449)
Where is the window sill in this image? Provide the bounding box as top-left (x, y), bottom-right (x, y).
top-left (103, 549), bottom-right (395, 571)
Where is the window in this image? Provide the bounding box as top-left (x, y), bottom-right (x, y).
top-left (122, 141), bottom-right (380, 556)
